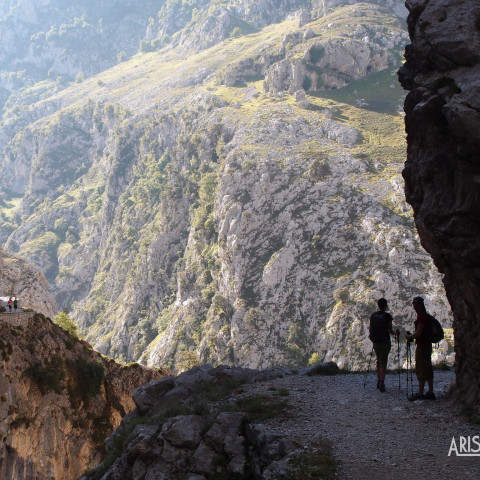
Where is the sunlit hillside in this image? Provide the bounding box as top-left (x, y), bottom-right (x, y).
top-left (0, 0), bottom-right (452, 371)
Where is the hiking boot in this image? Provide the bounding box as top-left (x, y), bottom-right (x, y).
top-left (425, 391), bottom-right (436, 400)
top-left (408, 392), bottom-right (426, 401)
top-left (378, 381), bottom-right (385, 392)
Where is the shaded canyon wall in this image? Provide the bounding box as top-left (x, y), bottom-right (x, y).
top-left (398, 0), bottom-right (480, 406)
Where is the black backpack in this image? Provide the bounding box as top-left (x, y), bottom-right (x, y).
top-left (369, 311), bottom-right (390, 343)
top-left (424, 314), bottom-right (444, 343)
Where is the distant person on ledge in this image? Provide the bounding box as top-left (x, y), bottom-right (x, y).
top-left (406, 296), bottom-right (436, 401)
top-left (8, 297), bottom-right (13, 312)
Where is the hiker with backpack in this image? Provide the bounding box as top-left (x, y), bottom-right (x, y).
top-left (369, 298), bottom-right (398, 392)
top-left (405, 296), bottom-right (438, 401)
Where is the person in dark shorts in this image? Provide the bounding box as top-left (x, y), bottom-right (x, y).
top-left (406, 296), bottom-right (435, 400)
top-left (369, 298), bottom-right (398, 392)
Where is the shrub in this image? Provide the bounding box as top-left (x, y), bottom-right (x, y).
top-left (230, 26), bottom-right (242, 38)
top-left (54, 312), bottom-right (80, 338)
top-left (302, 75), bottom-right (312, 91)
top-left (308, 352), bottom-right (321, 366)
top-left (308, 157), bottom-right (331, 181)
top-left (71, 358), bottom-right (105, 398)
top-left (139, 39), bottom-right (154, 53)
top-left (175, 350), bottom-right (201, 373)
top-left (286, 439), bottom-right (338, 479)
top-left (117, 51), bottom-right (127, 63)
top-left (333, 287), bottom-right (350, 303)
top-left (26, 355), bottom-right (66, 394)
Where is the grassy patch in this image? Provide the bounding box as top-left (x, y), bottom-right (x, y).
top-left (286, 439), bottom-right (338, 480)
top-left (222, 394), bottom-right (291, 421)
top-left (315, 68), bottom-right (404, 115)
top-left (276, 388), bottom-right (290, 397)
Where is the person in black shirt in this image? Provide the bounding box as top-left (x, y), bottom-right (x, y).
top-left (369, 298), bottom-right (398, 392)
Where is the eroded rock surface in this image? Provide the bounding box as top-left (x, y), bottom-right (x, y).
top-left (82, 364), bottom-right (306, 480)
top-left (398, 0), bottom-right (480, 407)
top-left (0, 312), bottom-right (163, 480)
top-left (81, 364), bottom-right (480, 480)
top-left (0, 247), bottom-right (57, 318)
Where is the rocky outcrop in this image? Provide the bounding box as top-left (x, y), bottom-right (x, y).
top-left (81, 364), bottom-right (310, 480)
top-left (0, 247), bottom-right (57, 318)
top-left (0, 312), bottom-right (163, 480)
top-left (398, 0), bottom-right (480, 408)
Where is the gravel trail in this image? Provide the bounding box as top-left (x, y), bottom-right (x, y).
top-left (240, 370), bottom-right (480, 479)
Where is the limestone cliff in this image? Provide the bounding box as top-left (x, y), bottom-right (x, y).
top-left (398, 0), bottom-right (480, 407)
top-left (0, 312), bottom-right (162, 480)
top-left (0, 246), bottom-right (57, 318)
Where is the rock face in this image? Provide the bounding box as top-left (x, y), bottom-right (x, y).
top-left (398, 0), bottom-right (480, 407)
top-left (0, 312), bottom-right (162, 480)
top-left (0, 246), bottom-right (57, 318)
top-left (81, 364), bottom-right (308, 480)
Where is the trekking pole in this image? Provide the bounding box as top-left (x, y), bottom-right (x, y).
top-left (406, 338), bottom-right (410, 399)
top-left (406, 338), bottom-right (414, 398)
top-left (409, 342), bottom-right (414, 397)
top-left (363, 346), bottom-right (374, 388)
top-left (396, 329), bottom-right (400, 391)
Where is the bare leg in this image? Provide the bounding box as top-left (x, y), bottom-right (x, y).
top-left (418, 380), bottom-right (425, 394)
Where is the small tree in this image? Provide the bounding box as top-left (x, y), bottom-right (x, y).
top-left (75, 71), bottom-right (84, 83)
top-left (117, 51), bottom-right (127, 63)
top-left (140, 39), bottom-right (154, 53)
top-left (175, 350), bottom-right (201, 373)
top-left (308, 352), bottom-right (321, 366)
top-left (230, 26), bottom-right (242, 38)
top-left (54, 311), bottom-right (80, 338)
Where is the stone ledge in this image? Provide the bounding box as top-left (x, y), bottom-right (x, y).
top-left (0, 311), bottom-right (35, 327)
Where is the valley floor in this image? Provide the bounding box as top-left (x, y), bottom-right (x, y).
top-left (236, 370), bottom-right (480, 479)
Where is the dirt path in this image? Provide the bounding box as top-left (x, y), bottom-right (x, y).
top-left (240, 370), bottom-right (480, 479)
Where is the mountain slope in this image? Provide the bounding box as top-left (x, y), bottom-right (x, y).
top-left (0, 0), bottom-right (452, 370)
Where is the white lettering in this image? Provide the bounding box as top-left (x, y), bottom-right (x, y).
top-left (471, 436), bottom-right (480, 454)
top-left (448, 437), bottom-right (458, 456)
top-left (460, 436), bottom-right (468, 453)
